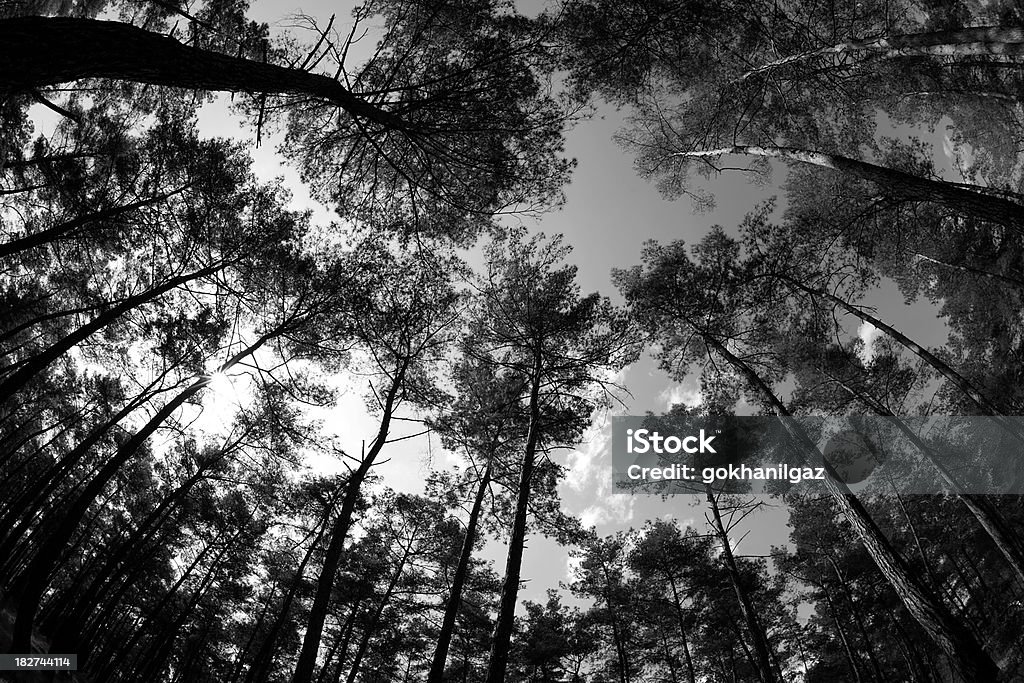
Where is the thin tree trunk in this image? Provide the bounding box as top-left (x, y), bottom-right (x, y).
top-left (0, 17), bottom-right (405, 130)
top-left (705, 489), bottom-right (777, 683)
top-left (822, 589), bottom-right (864, 683)
top-left (659, 626), bottom-right (680, 683)
top-left (674, 145), bottom-right (1024, 230)
top-left (344, 532), bottom-right (416, 683)
top-left (0, 186), bottom-right (188, 258)
top-left (666, 575), bottom-right (697, 683)
top-left (0, 260), bottom-right (227, 404)
top-left (741, 26), bottom-right (1024, 80)
top-left (485, 348), bottom-right (543, 683)
top-left (826, 369), bottom-right (1024, 591)
top-left (781, 276), bottom-right (1024, 439)
top-left (911, 252), bottom-right (1024, 290)
top-left (8, 330), bottom-right (277, 652)
top-left (602, 565), bottom-right (631, 683)
top-left (427, 459), bottom-right (492, 683)
top-left (292, 362), bottom-right (407, 683)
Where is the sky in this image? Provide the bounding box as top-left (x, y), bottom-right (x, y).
top-left (186, 0), bottom-right (961, 607)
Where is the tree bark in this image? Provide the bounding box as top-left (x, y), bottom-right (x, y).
top-left (291, 362), bottom-right (407, 683)
top-left (705, 489), bottom-right (777, 683)
top-left (675, 145), bottom-right (1024, 230)
top-left (0, 17), bottom-right (406, 130)
top-left (427, 459), bottom-right (492, 683)
top-left (691, 327), bottom-right (1002, 681)
top-left (741, 26), bottom-right (1024, 80)
top-left (485, 348), bottom-right (543, 683)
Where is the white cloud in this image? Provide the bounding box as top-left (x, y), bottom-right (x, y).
top-left (858, 321), bottom-right (881, 363)
top-left (577, 489), bottom-right (635, 529)
top-left (658, 383), bottom-right (702, 410)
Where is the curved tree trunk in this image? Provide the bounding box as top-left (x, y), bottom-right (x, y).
top-left (0, 17), bottom-right (405, 130)
top-left (741, 26), bottom-right (1024, 80)
top-left (675, 145), bottom-right (1024, 230)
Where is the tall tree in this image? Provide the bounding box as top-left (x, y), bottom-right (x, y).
top-left (467, 229), bottom-right (637, 683)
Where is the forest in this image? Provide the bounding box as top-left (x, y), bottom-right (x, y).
top-left (2, 0), bottom-right (1024, 681)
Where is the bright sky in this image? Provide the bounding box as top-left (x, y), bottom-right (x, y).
top-left (184, 0), bottom-right (961, 606)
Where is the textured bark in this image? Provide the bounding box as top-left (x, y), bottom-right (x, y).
top-left (741, 26), bottom-right (1024, 79)
top-left (427, 459), bottom-right (492, 683)
top-left (691, 328), bottom-right (1002, 681)
top-left (676, 145), bottom-right (1024, 230)
top-left (485, 349), bottom-right (543, 683)
top-left (0, 17), bottom-right (406, 130)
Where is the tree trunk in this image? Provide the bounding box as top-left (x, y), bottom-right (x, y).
top-left (666, 575), bottom-right (697, 683)
top-left (911, 252), bottom-right (1024, 290)
top-left (675, 145), bottom-right (1024, 230)
top-left (596, 558), bottom-right (631, 683)
top-left (8, 331), bottom-right (275, 652)
top-left (0, 260), bottom-right (227, 404)
top-left (705, 488), bottom-right (777, 683)
top-left (693, 329), bottom-right (1002, 681)
top-left (344, 534), bottom-right (415, 683)
top-left (0, 17), bottom-right (405, 130)
top-left (832, 373), bottom-right (1024, 590)
top-left (741, 26), bottom-right (1024, 80)
top-left (246, 508), bottom-right (339, 683)
top-left (291, 363), bottom-right (407, 683)
top-left (427, 459), bottom-right (492, 683)
top-left (822, 589), bottom-right (864, 683)
top-left (0, 186), bottom-right (188, 258)
top-left (783, 276), bottom-right (1024, 446)
top-left (485, 349), bottom-right (543, 683)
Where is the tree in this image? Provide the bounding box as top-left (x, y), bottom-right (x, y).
top-left (466, 229), bottom-right (637, 683)
top-left (424, 357), bottom-right (526, 683)
top-left (1, 1), bottom-right (573, 243)
top-left (290, 244), bottom-right (462, 683)
top-left (615, 230), bottom-right (1003, 680)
